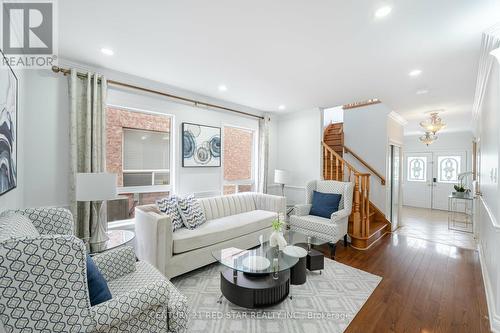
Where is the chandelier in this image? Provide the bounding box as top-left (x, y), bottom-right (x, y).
top-left (419, 131), bottom-right (437, 146)
top-left (420, 112), bottom-right (446, 134)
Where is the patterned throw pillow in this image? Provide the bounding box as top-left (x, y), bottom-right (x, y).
top-left (156, 196), bottom-right (184, 232)
top-left (0, 212), bottom-right (40, 241)
top-left (177, 195), bottom-right (207, 229)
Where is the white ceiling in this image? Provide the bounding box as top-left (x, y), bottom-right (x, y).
top-left (59, 0), bottom-right (500, 133)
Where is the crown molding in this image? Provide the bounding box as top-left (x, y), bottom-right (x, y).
top-left (485, 22), bottom-right (500, 39)
top-left (491, 47), bottom-right (500, 63)
top-left (388, 111), bottom-right (408, 126)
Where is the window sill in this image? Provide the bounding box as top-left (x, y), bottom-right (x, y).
top-left (117, 185), bottom-right (172, 194)
top-left (108, 219), bottom-right (135, 230)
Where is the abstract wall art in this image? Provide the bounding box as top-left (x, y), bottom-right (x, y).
top-left (182, 122), bottom-right (221, 167)
top-left (0, 49), bottom-right (17, 196)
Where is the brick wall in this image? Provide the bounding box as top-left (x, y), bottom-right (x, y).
top-left (223, 126), bottom-right (253, 181)
top-left (106, 107), bottom-right (170, 186)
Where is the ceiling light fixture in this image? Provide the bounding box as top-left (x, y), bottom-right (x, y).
top-left (420, 112), bottom-right (446, 134)
top-left (419, 132), bottom-right (437, 146)
top-left (218, 85), bottom-right (227, 92)
top-left (100, 48), bottom-right (114, 56)
top-left (278, 105), bottom-right (286, 111)
top-left (409, 69), bottom-right (422, 77)
top-left (416, 89), bottom-right (429, 95)
top-left (375, 6), bottom-right (392, 18)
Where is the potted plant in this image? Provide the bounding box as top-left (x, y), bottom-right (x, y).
top-left (269, 218), bottom-right (287, 251)
top-left (453, 183), bottom-right (468, 198)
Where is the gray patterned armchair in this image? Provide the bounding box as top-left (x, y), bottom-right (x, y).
top-left (289, 180), bottom-right (354, 257)
top-left (0, 208), bottom-right (188, 333)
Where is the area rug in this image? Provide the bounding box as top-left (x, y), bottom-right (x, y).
top-left (171, 258), bottom-right (381, 333)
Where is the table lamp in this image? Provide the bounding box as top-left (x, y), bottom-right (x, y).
top-left (274, 169), bottom-right (290, 197)
top-left (76, 173), bottom-right (118, 248)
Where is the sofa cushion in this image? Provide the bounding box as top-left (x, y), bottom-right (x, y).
top-left (177, 195), bottom-right (207, 229)
top-left (172, 210), bottom-right (276, 254)
top-left (156, 195), bottom-right (184, 232)
top-left (310, 191), bottom-right (342, 218)
top-left (0, 212), bottom-right (40, 241)
top-left (198, 193), bottom-right (257, 220)
top-left (289, 214), bottom-right (340, 238)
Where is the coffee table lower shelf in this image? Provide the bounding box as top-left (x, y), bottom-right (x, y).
top-left (220, 268), bottom-right (290, 308)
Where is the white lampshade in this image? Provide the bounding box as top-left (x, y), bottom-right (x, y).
top-left (274, 169), bottom-right (290, 185)
top-left (76, 173), bottom-right (117, 202)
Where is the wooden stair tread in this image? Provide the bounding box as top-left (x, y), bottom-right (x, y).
top-left (369, 220), bottom-right (387, 237)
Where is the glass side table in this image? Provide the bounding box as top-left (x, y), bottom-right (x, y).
top-left (89, 229), bottom-right (135, 255)
top-left (448, 194), bottom-right (474, 233)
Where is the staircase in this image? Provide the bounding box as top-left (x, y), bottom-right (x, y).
top-left (322, 123), bottom-right (390, 250)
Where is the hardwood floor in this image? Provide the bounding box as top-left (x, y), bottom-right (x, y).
top-left (395, 206), bottom-right (476, 250)
top-left (321, 233), bottom-right (490, 333)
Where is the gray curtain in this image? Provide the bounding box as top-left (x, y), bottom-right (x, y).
top-left (69, 70), bottom-right (107, 241)
top-left (257, 114), bottom-right (270, 193)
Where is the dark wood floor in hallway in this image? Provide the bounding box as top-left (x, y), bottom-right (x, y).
top-left (322, 234), bottom-right (490, 333)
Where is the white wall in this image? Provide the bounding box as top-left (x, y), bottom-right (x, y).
top-left (323, 106), bottom-right (343, 127)
top-left (0, 60), bottom-right (264, 211)
top-left (476, 56), bottom-right (500, 331)
top-left (269, 108), bottom-right (322, 204)
top-left (343, 103), bottom-right (391, 213)
top-left (403, 131), bottom-right (473, 152)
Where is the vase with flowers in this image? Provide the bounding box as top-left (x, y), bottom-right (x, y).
top-left (269, 217), bottom-right (287, 251)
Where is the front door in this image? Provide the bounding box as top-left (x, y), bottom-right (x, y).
top-left (403, 153), bottom-right (433, 208)
top-left (432, 151), bottom-right (467, 210)
top-left (403, 151), bottom-right (468, 210)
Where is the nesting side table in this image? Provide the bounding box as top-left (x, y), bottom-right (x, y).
top-left (447, 194), bottom-right (474, 233)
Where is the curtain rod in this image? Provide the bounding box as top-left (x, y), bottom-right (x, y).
top-left (51, 65), bottom-right (264, 120)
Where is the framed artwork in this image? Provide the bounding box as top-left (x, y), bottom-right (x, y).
top-left (0, 49), bottom-right (17, 196)
top-left (182, 122), bottom-right (221, 167)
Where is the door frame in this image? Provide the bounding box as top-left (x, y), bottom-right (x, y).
top-left (387, 141), bottom-right (403, 229)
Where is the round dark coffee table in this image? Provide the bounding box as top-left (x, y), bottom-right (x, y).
top-left (212, 246), bottom-right (298, 308)
top-left (212, 230), bottom-right (330, 308)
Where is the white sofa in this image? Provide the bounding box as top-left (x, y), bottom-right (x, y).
top-left (135, 192), bottom-right (286, 278)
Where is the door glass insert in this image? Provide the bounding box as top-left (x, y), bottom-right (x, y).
top-left (407, 156), bottom-right (427, 182)
top-left (437, 156), bottom-right (461, 183)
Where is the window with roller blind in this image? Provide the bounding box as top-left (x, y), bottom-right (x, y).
top-left (105, 106), bottom-right (173, 223)
top-left (122, 128), bottom-right (170, 187)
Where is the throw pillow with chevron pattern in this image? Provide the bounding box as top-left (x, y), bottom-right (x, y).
top-left (177, 194), bottom-right (207, 229)
top-left (156, 195), bottom-right (184, 232)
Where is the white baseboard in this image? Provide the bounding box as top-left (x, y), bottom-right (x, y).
top-left (479, 240), bottom-right (500, 332)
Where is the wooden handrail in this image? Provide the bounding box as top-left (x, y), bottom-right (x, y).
top-left (322, 141), bottom-right (371, 240)
top-left (343, 145), bottom-right (386, 185)
top-left (322, 143), bottom-right (369, 177)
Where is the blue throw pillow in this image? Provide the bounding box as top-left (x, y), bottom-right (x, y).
top-left (310, 190), bottom-right (342, 219)
top-left (86, 254), bottom-right (112, 306)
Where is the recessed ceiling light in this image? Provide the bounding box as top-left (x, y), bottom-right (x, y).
top-left (218, 85), bottom-right (227, 92)
top-left (409, 69), bottom-right (422, 77)
top-left (278, 105), bottom-right (286, 111)
top-left (141, 135), bottom-right (148, 140)
top-left (416, 89), bottom-right (429, 95)
top-left (374, 6), bottom-right (392, 18)
top-left (100, 48), bottom-right (114, 56)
